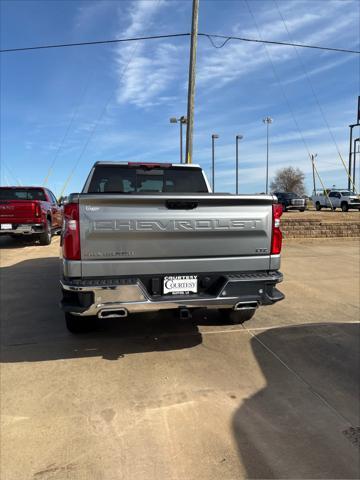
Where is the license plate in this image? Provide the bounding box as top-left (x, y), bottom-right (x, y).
top-left (1, 224), bottom-right (12, 230)
top-left (163, 275), bottom-right (198, 295)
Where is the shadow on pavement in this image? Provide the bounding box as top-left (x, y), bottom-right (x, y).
top-left (233, 322), bottom-right (360, 479)
top-left (0, 256), bottom-right (226, 363)
top-left (0, 235), bottom-right (39, 249)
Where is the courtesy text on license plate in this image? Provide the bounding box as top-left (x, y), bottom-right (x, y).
top-left (163, 275), bottom-right (198, 295)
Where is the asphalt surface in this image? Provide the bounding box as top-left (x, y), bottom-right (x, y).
top-left (0, 236), bottom-right (359, 479)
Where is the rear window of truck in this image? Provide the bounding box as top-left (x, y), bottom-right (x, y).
top-left (0, 188), bottom-right (47, 201)
top-left (87, 166), bottom-right (208, 193)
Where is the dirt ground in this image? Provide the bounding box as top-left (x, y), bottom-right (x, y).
top-left (0, 236), bottom-right (359, 479)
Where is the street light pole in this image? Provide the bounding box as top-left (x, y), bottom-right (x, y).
top-left (353, 138), bottom-right (359, 190)
top-left (180, 119), bottom-right (183, 164)
top-left (170, 116), bottom-right (187, 163)
top-left (348, 124), bottom-right (355, 190)
top-left (235, 135), bottom-right (243, 194)
top-left (263, 117), bottom-right (273, 194)
top-left (211, 134), bottom-right (219, 192)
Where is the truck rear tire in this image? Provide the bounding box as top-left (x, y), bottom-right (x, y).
top-left (65, 312), bottom-right (95, 333)
top-left (39, 219), bottom-right (52, 245)
top-left (220, 308), bottom-right (256, 324)
top-left (341, 202), bottom-right (349, 212)
top-left (315, 202), bottom-right (321, 211)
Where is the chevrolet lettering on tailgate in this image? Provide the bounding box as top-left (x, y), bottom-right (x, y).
top-left (92, 218), bottom-right (261, 232)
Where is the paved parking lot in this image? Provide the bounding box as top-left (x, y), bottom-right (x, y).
top-left (0, 236), bottom-right (359, 479)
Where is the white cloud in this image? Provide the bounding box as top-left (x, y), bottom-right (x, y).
top-left (123, 0), bottom-right (165, 37)
top-left (197, 0), bottom-right (358, 89)
top-left (116, 42), bottom-right (183, 108)
top-left (114, 0), bottom-right (185, 108)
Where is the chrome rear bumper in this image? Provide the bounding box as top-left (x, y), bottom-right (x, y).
top-left (60, 272), bottom-right (284, 317)
top-left (0, 223), bottom-right (45, 235)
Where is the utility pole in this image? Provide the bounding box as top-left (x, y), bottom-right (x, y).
top-left (311, 153), bottom-right (317, 193)
top-left (185, 0), bottom-right (199, 164)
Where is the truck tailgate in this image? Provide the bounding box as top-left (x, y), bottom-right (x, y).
top-left (0, 200), bottom-right (38, 223)
top-left (77, 194), bottom-right (275, 277)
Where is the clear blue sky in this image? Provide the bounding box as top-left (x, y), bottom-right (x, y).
top-left (1, 0), bottom-right (359, 196)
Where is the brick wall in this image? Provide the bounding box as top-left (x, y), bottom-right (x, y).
top-left (281, 219), bottom-right (360, 238)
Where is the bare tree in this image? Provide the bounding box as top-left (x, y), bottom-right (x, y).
top-left (270, 167), bottom-right (305, 195)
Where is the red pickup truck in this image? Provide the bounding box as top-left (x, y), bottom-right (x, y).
top-left (0, 187), bottom-right (63, 245)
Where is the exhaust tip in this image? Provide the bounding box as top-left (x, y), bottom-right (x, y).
top-left (234, 301), bottom-right (259, 311)
top-left (98, 308), bottom-right (128, 319)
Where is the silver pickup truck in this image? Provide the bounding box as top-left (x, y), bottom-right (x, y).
top-left (60, 162), bottom-right (284, 332)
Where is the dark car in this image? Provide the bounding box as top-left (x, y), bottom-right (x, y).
top-left (273, 192), bottom-right (306, 212)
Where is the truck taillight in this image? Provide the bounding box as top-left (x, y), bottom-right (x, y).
top-left (63, 203), bottom-right (80, 260)
top-left (34, 203), bottom-right (41, 217)
top-left (271, 204), bottom-right (283, 254)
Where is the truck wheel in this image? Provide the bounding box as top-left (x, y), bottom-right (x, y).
top-left (315, 202), bottom-right (321, 211)
top-left (299, 208), bottom-right (305, 212)
top-left (65, 312), bottom-right (95, 334)
top-left (39, 219), bottom-right (52, 245)
top-left (341, 202), bottom-right (349, 212)
top-left (220, 309), bottom-right (256, 324)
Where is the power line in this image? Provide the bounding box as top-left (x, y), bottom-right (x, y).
top-left (58, 41), bottom-right (140, 198)
top-left (199, 33), bottom-right (360, 55)
top-left (273, 0), bottom-right (357, 192)
top-left (2, 163), bottom-right (21, 185)
top-left (243, 2), bottom-right (313, 166)
top-left (1, 32), bottom-right (359, 55)
top-left (0, 33), bottom-right (191, 53)
top-left (59, 0), bottom-right (162, 196)
top-left (43, 77), bottom-right (92, 186)
top-left (244, 0), bottom-right (356, 197)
